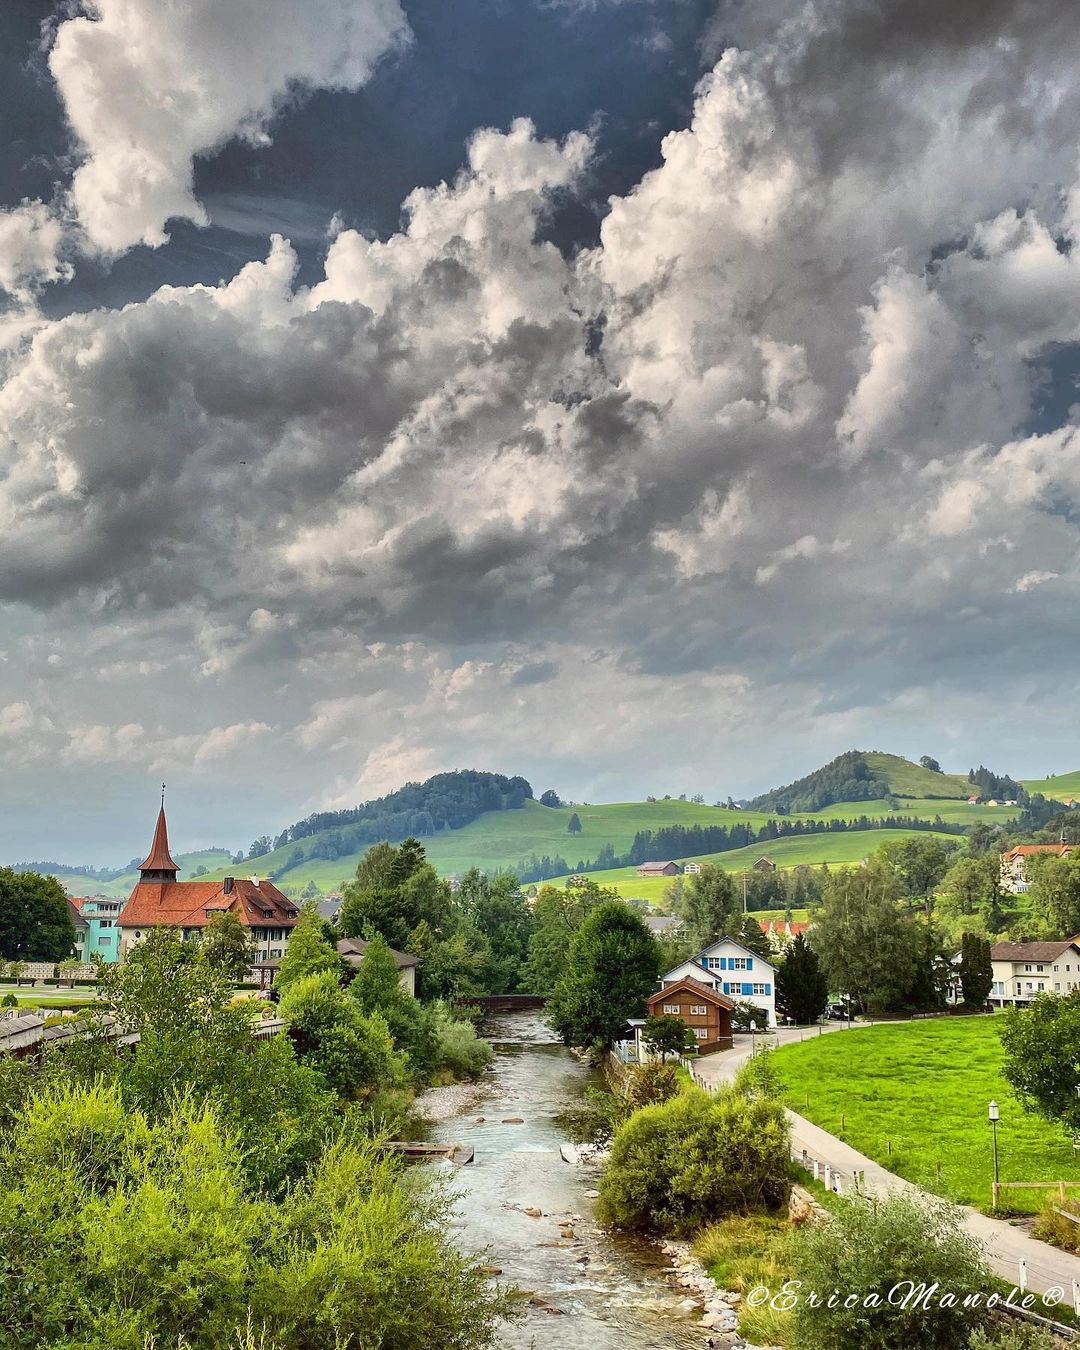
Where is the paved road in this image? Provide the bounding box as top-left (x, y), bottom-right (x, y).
top-left (695, 1026), bottom-right (1080, 1298)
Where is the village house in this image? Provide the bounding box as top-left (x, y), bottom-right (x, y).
top-left (986, 940), bottom-right (1080, 1007)
top-left (642, 977), bottom-right (734, 1054)
top-left (567, 874), bottom-right (588, 887)
top-left (637, 861), bottom-right (681, 877)
top-left (683, 861), bottom-right (703, 875)
top-left (69, 894), bottom-right (124, 963)
top-left (66, 898), bottom-right (88, 962)
top-left (643, 914), bottom-right (684, 938)
top-left (337, 937), bottom-right (418, 997)
top-left (752, 856), bottom-right (777, 872)
top-left (999, 843), bottom-right (1073, 894)
top-left (658, 937), bottom-right (778, 1026)
top-left (117, 804), bottom-right (300, 980)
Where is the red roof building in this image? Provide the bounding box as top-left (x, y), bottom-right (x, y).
top-left (117, 804), bottom-right (299, 965)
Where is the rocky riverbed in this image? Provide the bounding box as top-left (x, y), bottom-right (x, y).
top-left (659, 1237), bottom-right (781, 1350)
top-left (413, 1076), bottom-right (492, 1122)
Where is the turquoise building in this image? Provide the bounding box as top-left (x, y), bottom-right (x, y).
top-left (73, 895), bottom-right (124, 964)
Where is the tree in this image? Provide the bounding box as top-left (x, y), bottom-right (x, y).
top-left (348, 932), bottom-right (439, 1078)
top-left (641, 1014), bottom-right (695, 1063)
top-left (200, 910), bottom-right (257, 981)
top-left (775, 932), bottom-right (828, 1024)
top-left (676, 865), bottom-right (738, 950)
top-left (919, 755), bottom-right (943, 773)
top-left (811, 860), bottom-right (919, 1013)
top-left (878, 835), bottom-right (959, 904)
top-left (722, 912), bottom-right (773, 961)
top-left (0, 869), bottom-right (75, 963)
top-left (937, 854), bottom-right (1012, 934)
top-left (547, 902), bottom-right (659, 1049)
top-left (597, 1086), bottom-right (790, 1235)
top-left (567, 812), bottom-right (582, 835)
top-left (278, 971), bottom-right (405, 1099)
top-left (350, 840), bottom-right (399, 891)
top-left (456, 870), bottom-right (535, 993)
top-left (520, 881), bottom-right (610, 995)
top-left (1000, 990), bottom-right (1080, 1136)
top-left (957, 931), bottom-right (993, 1007)
top-left (791, 1192), bottom-right (992, 1350)
top-left (1027, 851), bottom-right (1080, 938)
top-left (539, 789), bottom-right (562, 808)
top-left (274, 901), bottom-right (342, 994)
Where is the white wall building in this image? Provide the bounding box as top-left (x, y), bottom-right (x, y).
top-left (659, 937), bottom-right (777, 1027)
top-left (987, 940), bottom-right (1080, 1006)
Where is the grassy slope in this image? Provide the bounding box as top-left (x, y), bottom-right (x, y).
top-left (860, 751), bottom-right (970, 798)
top-left (50, 849), bottom-right (235, 898)
top-left (195, 798), bottom-right (780, 893)
top-left (549, 828), bottom-right (961, 902)
top-left (1023, 771), bottom-right (1080, 799)
top-left (801, 797), bottom-right (1016, 824)
top-left (775, 1018), bottom-right (1080, 1213)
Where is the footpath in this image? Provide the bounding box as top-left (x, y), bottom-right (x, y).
top-left (695, 1026), bottom-right (1080, 1299)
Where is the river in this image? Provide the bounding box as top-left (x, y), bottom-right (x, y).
top-left (425, 1011), bottom-right (706, 1349)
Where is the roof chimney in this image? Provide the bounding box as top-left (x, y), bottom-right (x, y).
top-left (249, 875), bottom-right (261, 888)
top-left (223, 876), bottom-right (234, 895)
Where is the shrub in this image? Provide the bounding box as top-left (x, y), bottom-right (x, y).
top-left (278, 971), bottom-right (406, 1100)
top-left (597, 1086), bottom-right (790, 1235)
top-left (789, 1192), bottom-right (991, 1350)
top-left (1, 992), bottom-right (16, 1007)
top-left (968, 1326), bottom-right (1058, 1349)
top-left (431, 1003), bottom-right (494, 1079)
top-left (1033, 1193), bottom-right (1080, 1253)
top-left (733, 1047), bottom-right (784, 1099)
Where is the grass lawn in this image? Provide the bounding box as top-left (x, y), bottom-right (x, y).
top-left (0, 991), bottom-right (100, 1009)
top-left (774, 1017), bottom-right (1080, 1214)
top-left (1023, 770), bottom-right (1080, 800)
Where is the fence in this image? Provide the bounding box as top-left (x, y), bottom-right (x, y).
top-left (993, 1179), bottom-right (1080, 1210)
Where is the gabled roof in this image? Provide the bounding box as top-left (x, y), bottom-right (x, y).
top-left (1001, 844), bottom-right (1072, 860)
top-left (637, 860), bottom-right (678, 873)
top-left (991, 940), bottom-right (1080, 962)
top-left (119, 877), bottom-right (299, 931)
top-left (139, 805), bottom-right (179, 873)
top-left (696, 936), bottom-right (777, 969)
top-left (337, 937), bottom-right (418, 970)
top-left (649, 976), bottom-right (734, 1009)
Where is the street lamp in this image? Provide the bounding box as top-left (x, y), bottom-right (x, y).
top-left (989, 1100), bottom-right (1000, 1208)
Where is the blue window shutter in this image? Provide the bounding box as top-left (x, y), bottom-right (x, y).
top-left (719, 957), bottom-right (726, 970)
top-left (746, 957), bottom-right (753, 971)
top-left (742, 982), bottom-right (752, 996)
top-left (764, 984), bottom-right (771, 996)
top-left (723, 982), bottom-right (730, 995)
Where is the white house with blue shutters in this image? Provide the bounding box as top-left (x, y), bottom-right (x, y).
top-left (658, 938), bottom-right (777, 1028)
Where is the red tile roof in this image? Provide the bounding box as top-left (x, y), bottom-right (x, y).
top-left (1002, 844), bottom-right (1073, 860)
top-left (119, 877), bottom-right (299, 931)
top-left (139, 805), bottom-right (179, 873)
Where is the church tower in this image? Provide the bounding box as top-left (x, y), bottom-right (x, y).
top-left (138, 789), bottom-right (179, 884)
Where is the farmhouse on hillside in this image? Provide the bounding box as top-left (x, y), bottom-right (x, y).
top-left (683, 861), bottom-right (703, 875)
top-left (659, 937), bottom-right (778, 1026)
top-left (644, 978), bottom-right (734, 1054)
top-left (637, 860), bottom-right (681, 877)
top-left (117, 804), bottom-right (300, 982)
top-left (752, 856), bottom-right (777, 872)
top-left (999, 843), bottom-right (1073, 893)
top-left (985, 939), bottom-right (1080, 1007)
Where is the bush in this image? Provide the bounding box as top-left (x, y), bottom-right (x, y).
top-left (597, 1086), bottom-right (790, 1235)
top-left (431, 1003), bottom-right (494, 1080)
top-left (1033, 1193), bottom-right (1080, 1252)
top-left (0, 1083), bottom-right (513, 1350)
top-left (968, 1326), bottom-right (1058, 1349)
top-left (622, 1061), bottom-right (681, 1111)
top-left (1, 993), bottom-right (16, 1008)
top-left (790, 1192), bottom-right (991, 1350)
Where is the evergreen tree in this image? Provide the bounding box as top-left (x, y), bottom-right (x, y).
top-left (958, 931), bottom-right (993, 1007)
top-left (567, 812), bottom-right (582, 835)
top-left (547, 902), bottom-right (660, 1049)
top-left (275, 900), bottom-right (342, 994)
top-left (775, 933), bottom-right (828, 1025)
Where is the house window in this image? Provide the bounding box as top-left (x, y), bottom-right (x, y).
top-left (1037, 964), bottom-right (1045, 973)
top-left (662, 1004), bottom-right (679, 1015)
top-left (97, 919), bottom-right (112, 929)
top-left (1015, 983), bottom-right (1021, 995)
top-left (270, 949), bottom-right (281, 959)
top-left (1025, 964), bottom-right (1032, 972)
top-left (1056, 983), bottom-right (1061, 992)
top-left (730, 957), bottom-right (749, 970)
top-left (689, 1004), bottom-right (708, 1015)
top-left (694, 1029), bottom-right (709, 1039)
top-left (705, 957), bottom-right (721, 968)
top-left (752, 983), bottom-right (768, 995)
top-left (1038, 983), bottom-right (1045, 991)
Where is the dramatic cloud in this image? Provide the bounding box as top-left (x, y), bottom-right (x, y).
top-left (0, 201), bottom-right (71, 298)
top-left (47, 0), bottom-right (410, 253)
top-left (3, 0), bottom-right (1080, 856)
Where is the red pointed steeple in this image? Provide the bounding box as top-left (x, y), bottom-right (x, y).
top-left (139, 788), bottom-right (179, 882)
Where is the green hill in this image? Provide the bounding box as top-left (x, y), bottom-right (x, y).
top-left (42, 849), bottom-right (235, 899)
top-left (860, 752), bottom-right (970, 799)
top-left (1022, 771), bottom-right (1080, 799)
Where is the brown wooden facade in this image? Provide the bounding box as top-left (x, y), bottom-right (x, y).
top-left (647, 976), bottom-right (734, 1053)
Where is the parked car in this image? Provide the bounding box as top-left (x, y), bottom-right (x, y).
top-left (828, 1001), bottom-right (856, 1021)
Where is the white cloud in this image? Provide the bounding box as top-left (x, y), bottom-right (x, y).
top-left (0, 202), bottom-right (72, 299)
top-left (47, 0), bottom-right (410, 253)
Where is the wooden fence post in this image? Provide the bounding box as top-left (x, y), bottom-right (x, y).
top-left (824, 1165), bottom-right (832, 1190)
top-left (991, 1181), bottom-right (1000, 1209)
top-left (1018, 1259), bottom-right (1027, 1294)
top-left (1060, 1180), bottom-right (1067, 1203)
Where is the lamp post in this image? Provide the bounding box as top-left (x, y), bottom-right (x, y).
top-left (989, 1100), bottom-right (1000, 1208)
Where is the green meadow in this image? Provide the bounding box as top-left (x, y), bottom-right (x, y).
top-left (775, 1018), bottom-right (1080, 1213)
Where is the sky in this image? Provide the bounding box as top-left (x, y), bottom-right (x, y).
top-left (2, 0), bottom-right (1080, 864)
